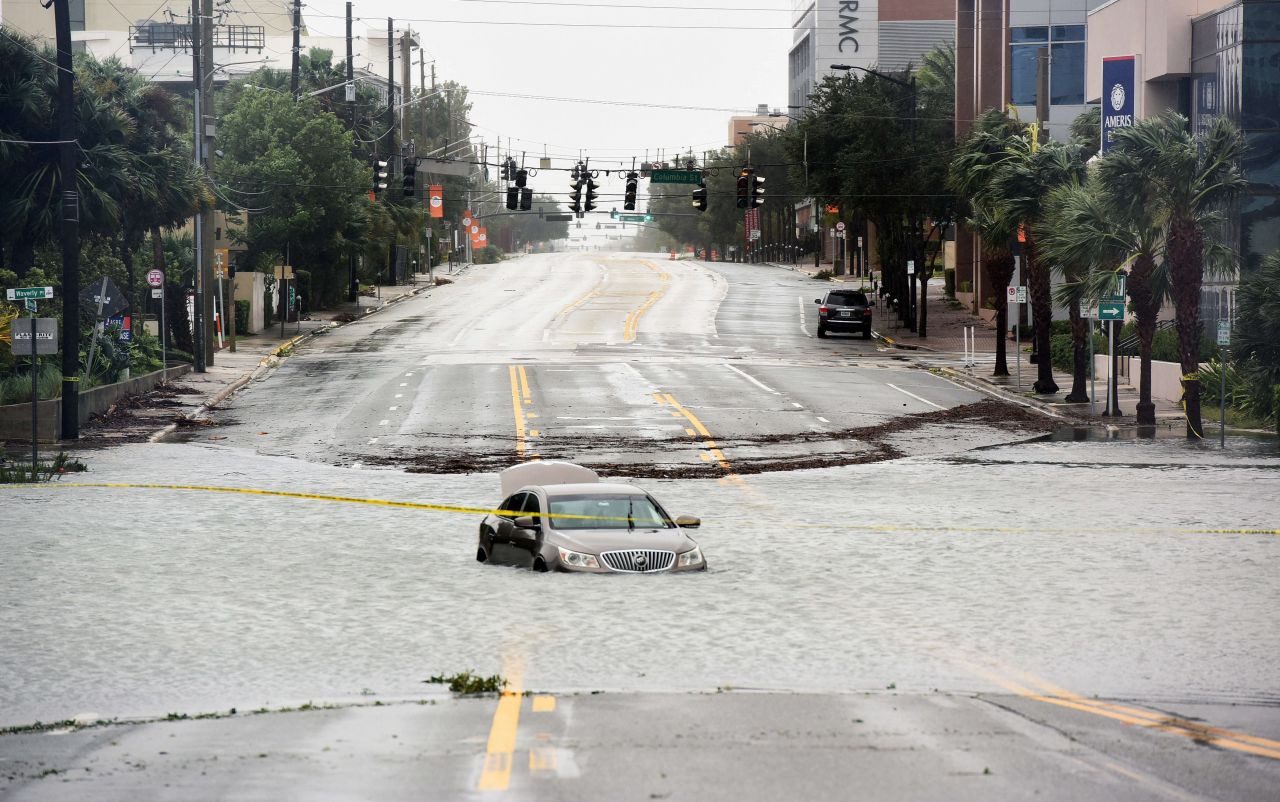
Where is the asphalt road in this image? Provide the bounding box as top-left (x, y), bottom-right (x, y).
top-left (3, 252), bottom-right (1278, 801)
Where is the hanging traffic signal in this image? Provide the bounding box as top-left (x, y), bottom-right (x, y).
top-left (519, 187), bottom-right (532, 211)
top-left (569, 178), bottom-right (583, 215)
top-left (736, 169), bottom-right (750, 209)
top-left (623, 171), bottom-right (638, 211)
top-left (584, 177), bottom-right (599, 212)
top-left (373, 158), bottom-right (389, 196)
top-left (402, 158), bottom-right (417, 198)
top-left (750, 174), bottom-right (766, 208)
top-left (515, 168), bottom-right (528, 188)
top-left (506, 186), bottom-right (519, 210)
top-left (692, 181), bottom-right (708, 213)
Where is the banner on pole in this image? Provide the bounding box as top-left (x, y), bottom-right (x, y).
top-left (428, 185), bottom-right (444, 218)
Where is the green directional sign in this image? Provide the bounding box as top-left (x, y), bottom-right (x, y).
top-left (649, 169), bottom-right (702, 185)
top-left (1098, 300), bottom-right (1125, 321)
top-left (616, 213), bottom-right (653, 223)
top-left (5, 286), bottom-right (54, 301)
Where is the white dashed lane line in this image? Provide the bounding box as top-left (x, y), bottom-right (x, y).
top-left (885, 382), bottom-right (946, 410)
top-left (724, 364), bottom-right (781, 395)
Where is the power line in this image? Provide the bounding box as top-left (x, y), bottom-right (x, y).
top-left (454, 0), bottom-right (791, 11)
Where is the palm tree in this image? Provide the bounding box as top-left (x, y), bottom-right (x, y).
top-left (949, 109), bottom-right (1023, 376)
top-left (1104, 113), bottom-right (1245, 438)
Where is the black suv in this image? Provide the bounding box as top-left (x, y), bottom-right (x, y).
top-left (814, 289), bottom-right (874, 339)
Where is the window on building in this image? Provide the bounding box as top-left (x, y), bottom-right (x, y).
top-left (1010, 25), bottom-right (1085, 106)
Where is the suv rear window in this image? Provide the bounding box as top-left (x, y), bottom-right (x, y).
top-left (826, 291), bottom-right (868, 306)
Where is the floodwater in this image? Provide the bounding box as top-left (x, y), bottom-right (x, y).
top-left (0, 435), bottom-right (1277, 727)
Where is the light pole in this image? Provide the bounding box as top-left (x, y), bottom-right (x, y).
top-left (831, 64), bottom-right (918, 329)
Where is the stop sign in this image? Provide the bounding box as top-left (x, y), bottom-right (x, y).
top-left (147, 269), bottom-right (164, 287)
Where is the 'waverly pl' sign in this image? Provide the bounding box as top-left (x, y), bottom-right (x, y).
top-left (1101, 55), bottom-right (1138, 153)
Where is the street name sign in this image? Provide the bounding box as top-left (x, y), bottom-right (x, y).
top-left (1098, 300), bottom-right (1125, 321)
top-left (544, 214), bottom-right (573, 222)
top-left (6, 286), bottom-right (53, 301)
top-left (649, 169), bottom-right (702, 185)
top-left (615, 213), bottom-right (653, 223)
top-left (11, 318), bottom-right (59, 355)
top-left (1217, 320), bottom-right (1231, 346)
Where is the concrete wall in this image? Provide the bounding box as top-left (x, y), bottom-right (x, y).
top-left (1094, 355), bottom-right (1190, 402)
top-left (234, 271), bottom-right (266, 334)
top-left (0, 365), bottom-right (190, 442)
top-left (1086, 0), bottom-right (1225, 104)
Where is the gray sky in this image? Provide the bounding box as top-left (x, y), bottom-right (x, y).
top-left (300, 0), bottom-right (793, 172)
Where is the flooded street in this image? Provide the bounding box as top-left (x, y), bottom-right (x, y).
top-left (3, 434), bottom-right (1276, 728)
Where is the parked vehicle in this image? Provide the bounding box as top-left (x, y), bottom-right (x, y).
top-left (815, 289), bottom-right (874, 339)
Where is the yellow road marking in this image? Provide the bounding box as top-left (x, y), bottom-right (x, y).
top-left (662, 392), bottom-right (745, 487)
top-left (623, 291), bottom-right (663, 342)
top-left (531, 695), bottom-right (556, 713)
top-left (684, 428), bottom-right (696, 437)
top-left (971, 662), bottom-right (1280, 761)
top-left (529, 429), bottom-right (540, 438)
top-left (509, 366), bottom-right (526, 459)
top-left (518, 366), bottom-right (532, 405)
top-left (528, 746), bottom-right (557, 773)
top-left (476, 665), bottom-right (525, 791)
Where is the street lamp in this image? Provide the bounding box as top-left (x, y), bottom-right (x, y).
top-left (830, 63), bottom-right (919, 329)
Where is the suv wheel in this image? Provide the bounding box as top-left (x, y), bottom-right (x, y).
top-left (817, 325), bottom-right (827, 338)
top-left (863, 326), bottom-right (872, 340)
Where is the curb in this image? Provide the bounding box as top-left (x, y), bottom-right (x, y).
top-left (933, 366), bottom-right (1069, 420)
top-left (148, 282), bottom-right (434, 443)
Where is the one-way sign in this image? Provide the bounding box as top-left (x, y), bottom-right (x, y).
top-left (1098, 300), bottom-right (1125, 321)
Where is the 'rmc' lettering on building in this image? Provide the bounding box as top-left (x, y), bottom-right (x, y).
top-left (838, 1), bottom-right (860, 52)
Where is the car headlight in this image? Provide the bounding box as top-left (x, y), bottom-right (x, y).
top-left (557, 547), bottom-right (600, 568)
top-left (677, 547), bottom-right (703, 567)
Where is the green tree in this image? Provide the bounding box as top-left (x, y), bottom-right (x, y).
top-left (1231, 252), bottom-right (1280, 433)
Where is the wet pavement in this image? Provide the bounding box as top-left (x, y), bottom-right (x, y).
top-left (2, 253), bottom-right (1277, 800)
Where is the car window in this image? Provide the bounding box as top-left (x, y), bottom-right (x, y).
top-left (499, 493), bottom-right (525, 519)
top-left (826, 291), bottom-right (868, 306)
top-left (548, 494), bottom-right (672, 530)
top-left (520, 492), bottom-right (542, 523)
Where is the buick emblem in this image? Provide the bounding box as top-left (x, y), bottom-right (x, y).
top-left (634, 552), bottom-right (647, 567)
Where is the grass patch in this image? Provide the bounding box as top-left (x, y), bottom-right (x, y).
top-left (0, 452), bottom-right (87, 484)
top-left (424, 671), bottom-right (508, 695)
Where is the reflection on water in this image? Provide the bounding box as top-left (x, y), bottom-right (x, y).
top-left (0, 437), bottom-right (1277, 726)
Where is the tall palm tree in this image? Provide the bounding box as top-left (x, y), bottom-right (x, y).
top-left (1105, 113), bottom-right (1245, 438)
top-left (949, 109), bottom-right (1023, 376)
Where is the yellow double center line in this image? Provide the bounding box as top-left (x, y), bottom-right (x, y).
top-left (655, 392), bottom-right (747, 489)
top-left (972, 663), bottom-right (1280, 761)
top-left (508, 365), bottom-right (540, 460)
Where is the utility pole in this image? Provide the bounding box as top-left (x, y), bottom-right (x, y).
top-left (419, 50), bottom-right (427, 147)
top-left (346, 1), bottom-right (357, 303)
top-left (53, 0), bottom-right (80, 438)
top-left (201, 0), bottom-right (216, 367)
top-left (290, 0), bottom-right (301, 100)
top-left (190, 0), bottom-right (206, 372)
top-left (400, 30), bottom-right (411, 147)
top-left (386, 17), bottom-right (397, 285)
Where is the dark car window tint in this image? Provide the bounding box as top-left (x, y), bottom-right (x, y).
top-left (826, 291), bottom-right (868, 306)
top-left (499, 493), bottom-right (525, 519)
top-left (521, 492), bottom-right (542, 523)
top-left (548, 494), bottom-right (671, 530)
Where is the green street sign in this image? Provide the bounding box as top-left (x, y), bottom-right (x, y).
top-left (6, 286), bottom-right (54, 301)
top-left (1098, 301), bottom-right (1125, 321)
top-left (616, 213), bottom-right (653, 223)
top-left (649, 169), bottom-right (702, 185)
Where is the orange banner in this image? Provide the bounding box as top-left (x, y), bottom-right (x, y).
top-left (428, 185), bottom-right (443, 218)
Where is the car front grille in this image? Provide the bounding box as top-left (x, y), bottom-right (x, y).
top-left (600, 549), bottom-right (675, 573)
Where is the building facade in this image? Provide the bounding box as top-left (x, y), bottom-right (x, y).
top-left (789, 0), bottom-right (956, 115)
top-left (728, 105), bottom-right (789, 146)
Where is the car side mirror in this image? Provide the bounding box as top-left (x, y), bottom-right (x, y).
top-left (813, 298), bottom-right (821, 304)
top-left (675, 515), bottom-right (701, 529)
top-left (514, 515), bottom-right (539, 530)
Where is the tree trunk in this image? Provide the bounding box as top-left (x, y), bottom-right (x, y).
top-left (1169, 218), bottom-right (1206, 438)
top-left (1025, 237), bottom-right (1058, 394)
top-left (1128, 253), bottom-right (1159, 426)
top-left (151, 226), bottom-right (168, 276)
top-left (1065, 299), bottom-right (1089, 402)
top-left (988, 251), bottom-right (1015, 377)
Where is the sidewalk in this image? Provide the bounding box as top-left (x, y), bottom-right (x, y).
top-left (754, 259), bottom-right (1187, 426)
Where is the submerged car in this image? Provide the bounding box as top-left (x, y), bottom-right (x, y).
top-left (477, 462), bottom-right (706, 573)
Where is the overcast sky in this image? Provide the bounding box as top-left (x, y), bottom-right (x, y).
top-left (298, 0), bottom-right (793, 172)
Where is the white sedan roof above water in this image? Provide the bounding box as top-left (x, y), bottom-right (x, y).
top-left (500, 461), bottom-right (600, 497)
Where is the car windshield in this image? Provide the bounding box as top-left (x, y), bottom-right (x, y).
top-left (827, 291), bottom-right (868, 306)
top-left (548, 494), bottom-right (672, 530)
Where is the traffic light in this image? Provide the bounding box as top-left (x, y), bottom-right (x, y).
top-left (372, 158), bottom-right (389, 195)
top-left (402, 158), bottom-right (417, 198)
top-left (515, 168), bottom-right (528, 188)
top-left (736, 169), bottom-right (750, 209)
top-left (692, 181), bottom-right (708, 213)
top-left (750, 173), bottom-right (766, 208)
top-left (519, 187), bottom-right (532, 211)
top-left (506, 186), bottom-right (519, 210)
top-left (569, 178), bottom-right (583, 215)
top-left (623, 171), bottom-right (638, 211)
top-left (584, 177), bottom-right (599, 212)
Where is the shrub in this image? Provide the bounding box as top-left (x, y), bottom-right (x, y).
top-left (812, 270), bottom-right (833, 280)
top-left (943, 268), bottom-right (955, 298)
top-left (473, 246), bottom-right (504, 265)
top-left (0, 362), bottom-right (63, 405)
top-left (235, 300), bottom-right (251, 335)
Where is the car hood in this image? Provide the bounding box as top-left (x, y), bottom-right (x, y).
top-left (550, 528), bottom-right (695, 554)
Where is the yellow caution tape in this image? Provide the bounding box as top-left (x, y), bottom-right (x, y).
top-left (0, 482), bottom-right (1275, 535)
